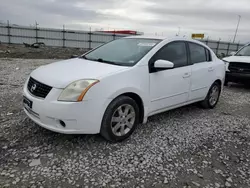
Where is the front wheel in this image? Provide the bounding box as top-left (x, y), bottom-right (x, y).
top-left (200, 82), bottom-right (221, 109)
top-left (100, 96), bottom-right (140, 142)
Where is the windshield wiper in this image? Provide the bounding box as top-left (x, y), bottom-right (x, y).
top-left (80, 56), bottom-right (123, 66)
top-left (79, 56), bottom-right (99, 61)
top-left (94, 58), bottom-right (122, 66)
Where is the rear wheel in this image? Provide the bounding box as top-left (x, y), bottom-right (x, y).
top-left (100, 96), bottom-right (140, 142)
top-left (224, 79), bottom-right (229, 86)
top-left (200, 82), bottom-right (221, 109)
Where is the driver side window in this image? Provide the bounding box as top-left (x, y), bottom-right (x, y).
top-left (151, 42), bottom-right (188, 68)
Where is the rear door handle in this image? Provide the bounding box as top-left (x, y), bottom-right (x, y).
top-left (208, 67), bottom-right (214, 72)
top-left (183, 72), bottom-right (191, 78)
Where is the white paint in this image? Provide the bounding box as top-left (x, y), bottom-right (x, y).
top-left (154, 60), bottom-right (174, 68)
top-left (23, 36), bottom-right (225, 135)
top-left (189, 61), bottom-right (216, 101)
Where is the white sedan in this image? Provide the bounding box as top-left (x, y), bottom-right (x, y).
top-left (23, 36), bottom-right (225, 142)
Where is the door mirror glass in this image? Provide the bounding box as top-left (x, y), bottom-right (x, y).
top-left (154, 60), bottom-right (174, 69)
top-left (230, 51), bottom-right (236, 56)
top-left (71, 55), bottom-right (79, 58)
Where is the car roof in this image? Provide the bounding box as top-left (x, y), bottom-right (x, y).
top-left (125, 35), bottom-right (166, 40)
top-left (125, 35), bottom-right (207, 47)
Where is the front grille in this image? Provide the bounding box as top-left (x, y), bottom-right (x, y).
top-left (229, 62), bottom-right (250, 73)
top-left (27, 77), bottom-right (52, 98)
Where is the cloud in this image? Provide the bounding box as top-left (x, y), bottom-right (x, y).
top-left (142, 0), bottom-right (250, 41)
top-left (0, 0), bottom-right (249, 42)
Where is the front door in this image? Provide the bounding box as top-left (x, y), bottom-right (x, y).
top-left (149, 41), bottom-right (191, 114)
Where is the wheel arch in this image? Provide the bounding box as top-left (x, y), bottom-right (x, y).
top-left (116, 92), bottom-right (144, 124)
top-left (214, 79), bottom-right (222, 86)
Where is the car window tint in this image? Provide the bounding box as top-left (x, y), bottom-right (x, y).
top-left (154, 42), bottom-right (188, 68)
top-left (205, 49), bottom-right (212, 61)
top-left (189, 43), bottom-right (207, 64)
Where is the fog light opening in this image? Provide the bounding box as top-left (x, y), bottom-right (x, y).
top-left (59, 120), bottom-right (66, 127)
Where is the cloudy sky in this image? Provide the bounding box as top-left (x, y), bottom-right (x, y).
top-left (0, 0), bottom-right (249, 42)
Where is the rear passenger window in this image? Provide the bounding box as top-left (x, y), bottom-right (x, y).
top-left (189, 43), bottom-right (207, 64)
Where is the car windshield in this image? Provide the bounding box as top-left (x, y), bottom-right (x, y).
top-left (82, 38), bottom-right (161, 66)
top-left (235, 45), bottom-right (250, 56)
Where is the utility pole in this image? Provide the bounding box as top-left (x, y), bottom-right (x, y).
top-left (35, 21), bottom-right (39, 43)
top-left (62, 25), bottom-right (65, 48)
top-left (176, 27), bottom-right (180, 36)
top-left (7, 20), bottom-right (11, 44)
top-left (233, 15), bottom-right (241, 43)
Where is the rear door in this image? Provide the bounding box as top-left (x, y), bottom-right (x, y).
top-left (188, 42), bottom-right (215, 101)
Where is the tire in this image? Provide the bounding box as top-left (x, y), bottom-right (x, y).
top-left (200, 82), bottom-right (221, 109)
top-left (100, 96), bottom-right (140, 142)
top-left (224, 79), bottom-right (228, 86)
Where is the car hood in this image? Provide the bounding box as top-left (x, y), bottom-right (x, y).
top-left (223, 56), bottom-right (250, 63)
top-left (30, 58), bottom-right (129, 88)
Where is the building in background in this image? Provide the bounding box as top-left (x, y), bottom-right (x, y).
top-left (99, 30), bottom-right (144, 35)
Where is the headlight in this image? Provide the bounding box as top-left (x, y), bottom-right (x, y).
top-left (222, 60), bottom-right (230, 72)
top-left (58, 79), bottom-right (99, 102)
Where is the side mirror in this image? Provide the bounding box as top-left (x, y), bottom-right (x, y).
top-left (230, 51), bottom-right (236, 56)
top-left (154, 60), bottom-right (174, 69)
top-left (71, 55), bottom-right (79, 58)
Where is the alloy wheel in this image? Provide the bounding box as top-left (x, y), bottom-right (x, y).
top-left (209, 85), bottom-right (220, 106)
top-left (111, 104), bottom-right (136, 137)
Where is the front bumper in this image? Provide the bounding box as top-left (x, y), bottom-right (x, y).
top-left (226, 71), bottom-right (250, 83)
top-left (23, 81), bottom-right (111, 134)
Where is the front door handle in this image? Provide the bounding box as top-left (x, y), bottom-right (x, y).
top-left (183, 72), bottom-right (191, 78)
top-left (208, 67), bottom-right (214, 72)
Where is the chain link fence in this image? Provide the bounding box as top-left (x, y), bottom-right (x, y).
top-left (199, 39), bottom-right (244, 58)
top-left (0, 23), bottom-right (132, 50)
top-left (0, 23), bottom-right (244, 58)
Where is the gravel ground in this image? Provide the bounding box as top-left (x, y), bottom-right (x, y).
top-left (0, 44), bottom-right (87, 59)
top-left (0, 58), bottom-right (250, 188)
